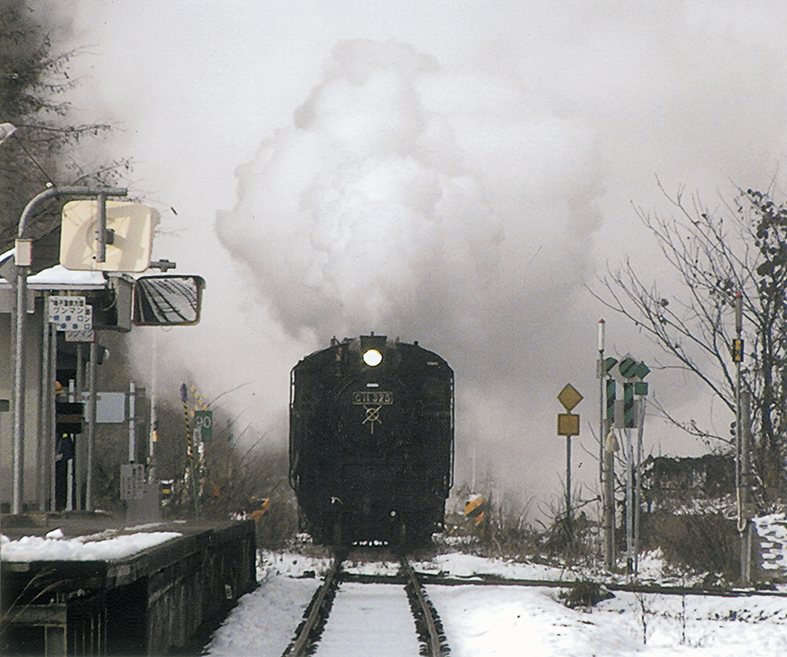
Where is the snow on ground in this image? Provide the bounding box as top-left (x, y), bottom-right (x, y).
top-left (204, 577), bottom-right (317, 657)
top-left (317, 583), bottom-right (422, 657)
top-left (0, 531), bottom-right (181, 561)
top-left (413, 551), bottom-right (574, 581)
top-left (205, 547), bottom-right (787, 657)
top-left (428, 585), bottom-right (636, 657)
top-left (429, 584), bottom-right (787, 657)
top-left (3, 521), bottom-right (786, 655)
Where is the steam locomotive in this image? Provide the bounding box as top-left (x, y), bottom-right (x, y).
top-left (289, 334), bottom-right (454, 548)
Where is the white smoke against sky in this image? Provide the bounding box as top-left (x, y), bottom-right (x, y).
top-left (53, 0), bottom-right (787, 509)
top-left (216, 39), bottom-right (599, 370)
top-left (212, 38), bottom-right (607, 505)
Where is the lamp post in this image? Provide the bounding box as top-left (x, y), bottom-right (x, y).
top-left (12, 185), bottom-right (127, 514)
top-left (1, 122), bottom-right (17, 598)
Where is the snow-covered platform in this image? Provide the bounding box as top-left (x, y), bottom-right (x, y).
top-left (1, 514), bottom-right (257, 656)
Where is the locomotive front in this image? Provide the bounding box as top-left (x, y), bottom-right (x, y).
top-left (289, 334), bottom-right (454, 547)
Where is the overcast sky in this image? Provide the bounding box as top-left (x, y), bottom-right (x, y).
top-left (46, 0), bottom-right (787, 512)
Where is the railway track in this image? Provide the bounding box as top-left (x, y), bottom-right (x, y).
top-left (276, 549), bottom-right (787, 657)
top-left (341, 570), bottom-right (787, 599)
top-left (281, 551), bottom-right (450, 657)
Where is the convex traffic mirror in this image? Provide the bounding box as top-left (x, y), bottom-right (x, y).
top-left (132, 275), bottom-right (205, 326)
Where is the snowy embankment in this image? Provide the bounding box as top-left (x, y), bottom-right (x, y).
top-left (4, 519), bottom-right (786, 655)
top-left (0, 528), bottom-right (181, 561)
top-left (205, 548), bottom-right (787, 657)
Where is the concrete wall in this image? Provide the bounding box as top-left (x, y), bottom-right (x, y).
top-left (145, 522), bottom-right (258, 654)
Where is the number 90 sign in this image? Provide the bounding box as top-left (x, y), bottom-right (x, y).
top-left (193, 410), bottom-right (213, 442)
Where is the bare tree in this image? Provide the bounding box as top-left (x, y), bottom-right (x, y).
top-left (593, 180), bottom-right (787, 503)
top-left (0, 0), bottom-right (130, 250)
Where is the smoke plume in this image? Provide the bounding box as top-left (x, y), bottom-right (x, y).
top-left (217, 39), bottom-right (599, 366)
top-left (57, 1), bottom-right (787, 511)
top-left (212, 39), bottom-right (605, 503)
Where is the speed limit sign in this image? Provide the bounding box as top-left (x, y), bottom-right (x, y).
top-left (194, 410), bottom-right (213, 442)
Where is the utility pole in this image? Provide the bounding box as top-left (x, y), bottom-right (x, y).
top-left (625, 423), bottom-right (634, 575)
top-left (604, 426), bottom-right (616, 571)
top-left (598, 319), bottom-right (615, 570)
top-left (740, 390), bottom-right (754, 585)
top-left (598, 320), bottom-right (605, 490)
top-left (734, 291), bottom-right (742, 510)
top-left (599, 320), bottom-right (617, 572)
top-left (732, 291), bottom-right (753, 585)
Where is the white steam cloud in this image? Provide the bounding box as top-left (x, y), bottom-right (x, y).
top-left (217, 40), bottom-right (598, 374)
top-left (57, 1), bottom-right (787, 510)
top-left (212, 39), bottom-right (606, 504)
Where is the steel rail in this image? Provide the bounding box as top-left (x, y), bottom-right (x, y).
top-left (399, 557), bottom-right (447, 657)
top-left (282, 553), bottom-right (344, 657)
top-left (415, 572), bottom-right (787, 598)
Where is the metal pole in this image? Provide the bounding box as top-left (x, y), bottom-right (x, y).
top-left (598, 320), bottom-right (605, 485)
top-left (38, 297), bottom-right (51, 512)
top-left (735, 292), bottom-right (742, 505)
top-left (634, 397), bottom-right (646, 577)
top-left (148, 332), bottom-right (158, 482)
top-left (566, 434), bottom-right (572, 532)
top-left (625, 427), bottom-right (634, 577)
top-left (49, 322), bottom-right (57, 512)
top-left (96, 192), bottom-right (108, 263)
top-left (86, 340), bottom-right (98, 510)
top-left (0, 121), bottom-right (15, 598)
top-left (740, 390), bottom-right (753, 585)
top-left (598, 320), bottom-right (612, 568)
top-left (733, 291), bottom-right (746, 583)
top-left (67, 380), bottom-right (75, 511)
top-left (605, 433), bottom-right (616, 570)
top-left (76, 342), bottom-right (84, 396)
top-left (12, 256), bottom-right (29, 514)
top-left (12, 186), bottom-right (126, 513)
top-left (75, 343), bottom-right (85, 509)
top-left (128, 381), bottom-right (136, 463)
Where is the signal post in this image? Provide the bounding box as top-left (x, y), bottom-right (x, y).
top-left (598, 330), bottom-right (650, 574)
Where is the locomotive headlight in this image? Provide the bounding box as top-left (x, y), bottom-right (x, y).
top-left (362, 348), bottom-right (383, 367)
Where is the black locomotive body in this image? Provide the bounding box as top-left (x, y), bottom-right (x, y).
top-left (289, 334), bottom-right (454, 547)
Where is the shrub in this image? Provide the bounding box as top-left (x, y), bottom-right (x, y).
top-left (560, 580), bottom-right (614, 609)
top-left (639, 510), bottom-right (738, 581)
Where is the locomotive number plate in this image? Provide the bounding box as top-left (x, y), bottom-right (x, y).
top-left (352, 391), bottom-right (393, 405)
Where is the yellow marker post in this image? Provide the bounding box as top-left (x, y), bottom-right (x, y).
top-left (558, 384), bottom-right (583, 530)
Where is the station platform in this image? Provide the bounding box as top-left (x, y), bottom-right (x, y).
top-left (1, 513), bottom-right (257, 656)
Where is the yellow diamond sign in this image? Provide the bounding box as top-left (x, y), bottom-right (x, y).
top-left (558, 384), bottom-right (583, 411)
